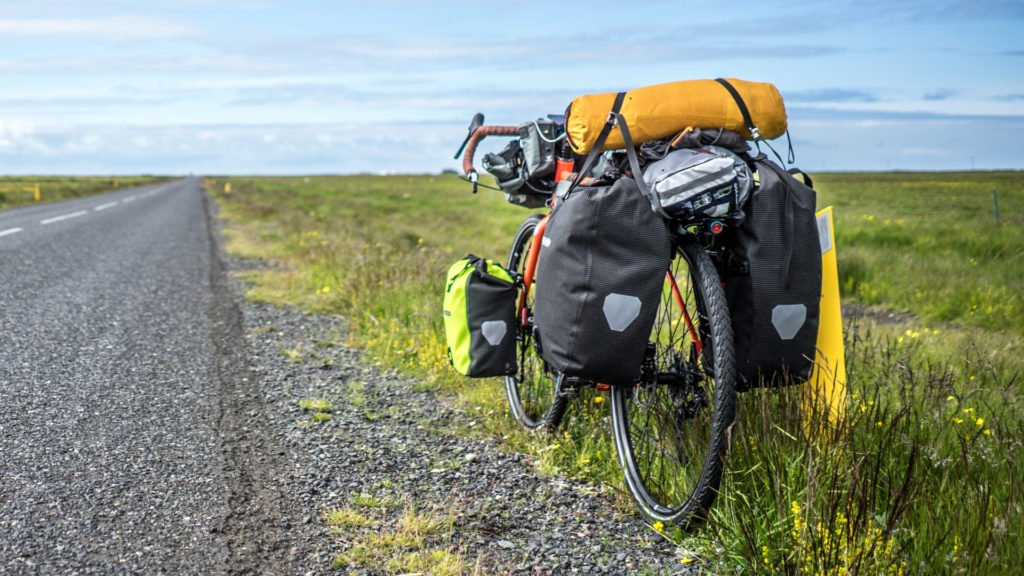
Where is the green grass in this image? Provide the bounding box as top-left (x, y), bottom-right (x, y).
top-left (814, 171), bottom-right (1023, 335)
top-left (298, 397), bottom-right (335, 413)
top-left (326, 496), bottom-right (479, 575)
top-left (0, 176), bottom-right (171, 210)
top-left (207, 172), bottom-right (1023, 574)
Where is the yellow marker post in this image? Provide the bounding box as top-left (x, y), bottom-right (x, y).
top-left (34, 183), bottom-right (41, 203)
top-left (804, 206), bottom-right (847, 427)
top-left (224, 182), bottom-right (232, 195)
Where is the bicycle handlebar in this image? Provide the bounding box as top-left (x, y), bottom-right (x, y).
top-left (461, 125), bottom-right (518, 176)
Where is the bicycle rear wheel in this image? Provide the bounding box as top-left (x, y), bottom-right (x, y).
top-left (505, 214), bottom-right (567, 431)
top-left (610, 235), bottom-right (736, 527)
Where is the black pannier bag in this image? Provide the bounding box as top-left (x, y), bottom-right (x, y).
top-left (723, 157), bottom-right (822, 389)
top-left (533, 177), bottom-right (673, 385)
top-left (442, 255), bottom-right (518, 378)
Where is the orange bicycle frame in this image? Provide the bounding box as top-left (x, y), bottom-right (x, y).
top-left (517, 214), bottom-right (550, 326)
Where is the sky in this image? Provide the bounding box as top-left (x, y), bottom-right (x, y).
top-left (0, 0), bottom-right (1022, 175)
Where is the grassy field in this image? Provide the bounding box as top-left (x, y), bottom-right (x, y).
top-left (207, 172), bottom-right (1022, 574)
top-left (818, 171), bottom-right (1023, 335)
top-left (0, 176), bottom-right (171, 210)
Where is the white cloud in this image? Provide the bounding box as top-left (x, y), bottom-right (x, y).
top-left (0, 16), bottom-right (198, 41)
top-left (1, 113), bottom-right (1022, 175)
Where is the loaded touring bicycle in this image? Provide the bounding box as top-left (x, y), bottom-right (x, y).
top-left (444, 78), bottom-right (823, 527)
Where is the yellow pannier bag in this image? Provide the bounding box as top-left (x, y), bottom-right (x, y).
top-left (565, 78), bottom-right (787, 154)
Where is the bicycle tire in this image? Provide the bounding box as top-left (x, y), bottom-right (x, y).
top-left (610, 235), bottom-right (737, 528)
top-left (504, 214), bottom-right (568, 431)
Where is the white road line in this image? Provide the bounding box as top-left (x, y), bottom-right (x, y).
top-left (0, 227), bottom-right (23, 237)
top-left (40, 210), bottom-right (89, 225)
top-left (122, 196), bottom-right (137, 202)
top-left (94, 201), bottom-right (119, 211)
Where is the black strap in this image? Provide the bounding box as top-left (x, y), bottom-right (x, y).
top-left (715, 78), bottom-right (760, 140)
top-left (787, 168), bottom-right (813, 188)
top-left (566, 92), bottom-right (626, 196)
top-left (615, 112), bottom-right (663, 217)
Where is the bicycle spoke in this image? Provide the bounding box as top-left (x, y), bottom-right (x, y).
top-left (611, 238), bottom-right (736, 524)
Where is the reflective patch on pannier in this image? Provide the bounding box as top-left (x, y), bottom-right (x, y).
top-left (603, 294), bottom-right (642, 332)
top-left (771, 304), bottom-right (807, 341)
top-left (481, 320), bottom-right (508, 346)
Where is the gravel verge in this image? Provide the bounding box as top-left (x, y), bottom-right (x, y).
top-left (232, 297), bottom-right (694, 575)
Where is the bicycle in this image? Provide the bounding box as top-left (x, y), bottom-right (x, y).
top-left (454, 113), bottom-right (738, 527)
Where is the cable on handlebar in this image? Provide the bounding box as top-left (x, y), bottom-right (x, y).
top-left (458, 175), bottom-right (502, 192)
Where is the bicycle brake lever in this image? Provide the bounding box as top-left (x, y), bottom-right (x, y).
top-left (454, 113), bottom-right (485, 159)
top-left (468, 170), bottom-right (479, 194)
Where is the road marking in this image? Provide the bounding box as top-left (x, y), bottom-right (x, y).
top-left (0, 227), bottom-right (23, 237)
top-left (123, 196), bottom-right (137, 202)
top-left (40, 210), bottom-right (88, 225)
top-left (94, 201), bottom-right (119, 211)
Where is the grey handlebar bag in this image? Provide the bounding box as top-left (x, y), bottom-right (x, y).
top-left (533, 177), bottom-right (673, 386)
top-left (641, 145), bottom-right (752, 222)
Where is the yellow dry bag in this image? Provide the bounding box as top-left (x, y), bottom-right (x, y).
top-left (565, 78), bottom-right (787, 154)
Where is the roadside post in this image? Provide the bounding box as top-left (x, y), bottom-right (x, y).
top-left (804, 206), bottom-right (847, 431)
top-left (34, 183), bottom-right (41, 203)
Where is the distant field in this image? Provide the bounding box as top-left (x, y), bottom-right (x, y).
top-left (207, 171), bottom-right (1022, 574)
top-left (815, 171), bottom-right (1022, 335)
top-left (0, 176), bottom-right (171, 210)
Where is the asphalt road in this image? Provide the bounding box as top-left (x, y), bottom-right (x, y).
top-left (0, 179), bottom-right (286, 574)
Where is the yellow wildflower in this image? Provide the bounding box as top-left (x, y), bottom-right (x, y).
top-left (593, 396), bottom-right (605, 405)
top-left (983, 429), bottom-right (991, 436)
top-left (953, 417), bottom-right (964, 425)
top-left (976, 417), bottom-right (984, 427)
top-left (652, 521), bottom-right (665, 533)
